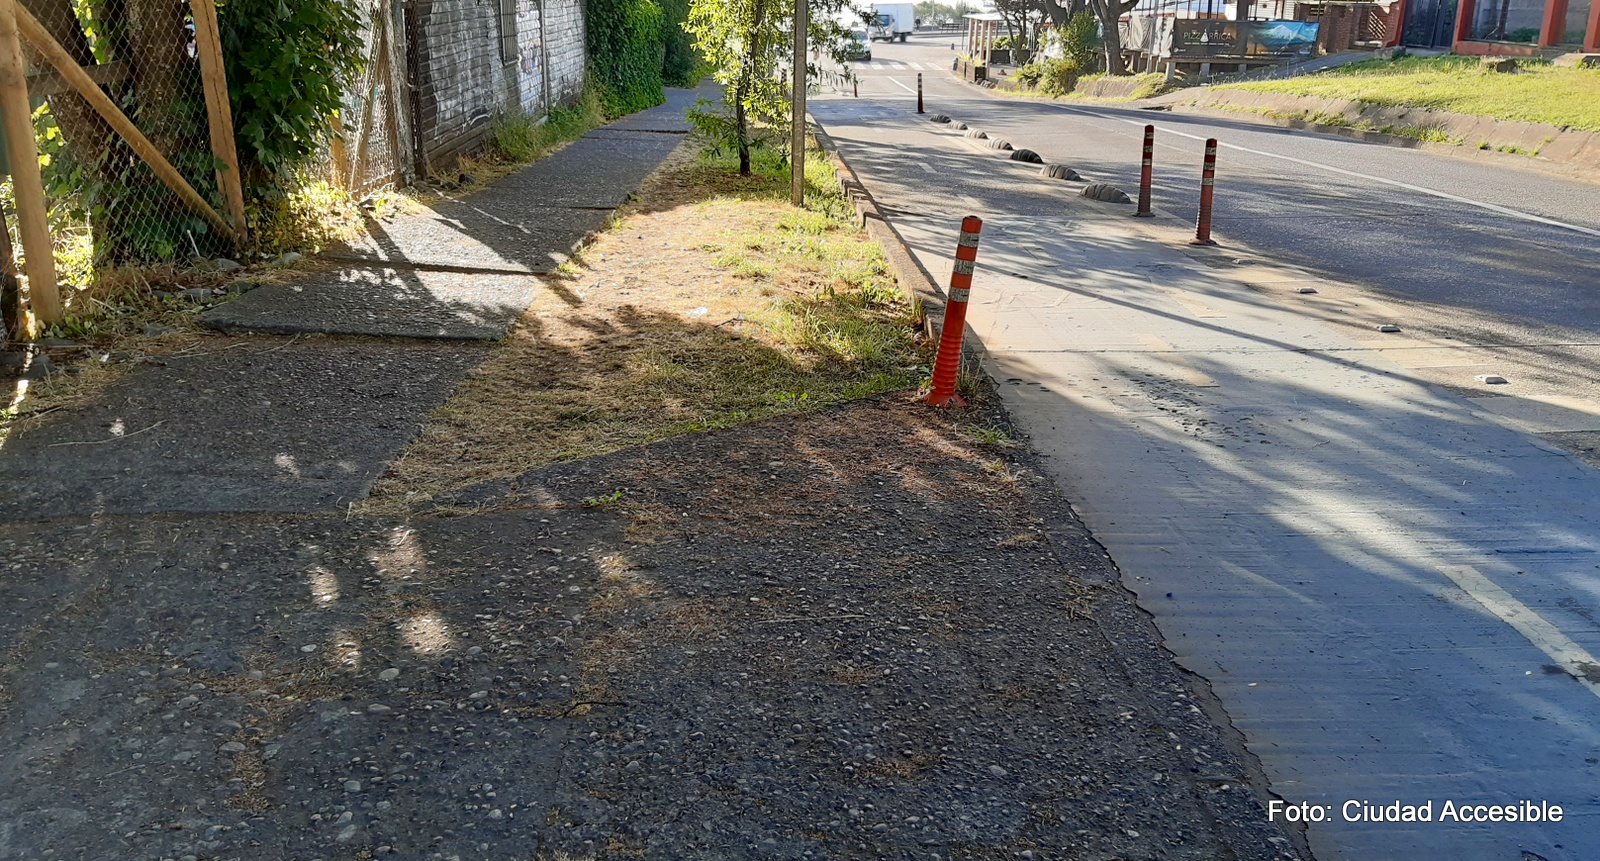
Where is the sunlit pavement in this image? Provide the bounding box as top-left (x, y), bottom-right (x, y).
top-left (815, 35), bottom-right (1600, 861)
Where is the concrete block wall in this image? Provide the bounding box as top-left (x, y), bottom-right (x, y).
top-left (544, 0), bottom-right (588, 106)
top-left (410, 0), bottom-right (588, 170)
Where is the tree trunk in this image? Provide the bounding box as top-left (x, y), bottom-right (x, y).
top-left (1102, 14), bottom-right (1126, 74)
top-left (1091, 0), bottom-right (1139, 75)
top-left (735, 78), bottom-right (750, 175)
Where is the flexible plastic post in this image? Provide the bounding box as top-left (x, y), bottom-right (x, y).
top-left (925, 216), bottom-right (984, 408)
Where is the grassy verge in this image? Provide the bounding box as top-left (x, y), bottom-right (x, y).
top-left (1222, 55), bottom-right (1600, 132)
top-left (1068, 72), bottom-right (1170, 101)
top-left (1201, 102), bottom-right (1463, 143)
top-left (486, 89), bottom-right (609, 165)
top-left (365, 139), bottom-right (933, 514)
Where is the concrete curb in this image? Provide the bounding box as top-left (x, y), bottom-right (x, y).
top-left (812, 121), bottom-right (997, 387)
top-left (812, 123), bottom-right (947, 341)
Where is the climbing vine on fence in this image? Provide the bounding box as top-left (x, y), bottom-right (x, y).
top-left (587, 0), bottom-right (667, 116)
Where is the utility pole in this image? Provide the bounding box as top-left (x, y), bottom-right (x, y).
top-left (791, 0), bottom-right (808, 207)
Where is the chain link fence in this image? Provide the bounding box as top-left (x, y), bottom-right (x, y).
top-left (333, 0), bottom-right (411, 195)
top-left (3, 0), bottom-right (235, 292)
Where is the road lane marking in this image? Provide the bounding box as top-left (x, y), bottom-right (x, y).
top-left (886, 76), bottom-right (917, 94)
top-left (1054, 104), bottom-right (1600, 241)
top-left (1441, 564), bottom-right (1600, 699)
top-left (918, 163), bottom-right (936, 174)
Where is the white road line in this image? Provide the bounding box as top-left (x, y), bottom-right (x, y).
top-left (909, 62), bottom-right (926, 70)
top-left (1442, 564), bottom-right (1600, 700)
top-left (1054, 104), bottom-right (1600, 241)
top-left (918, 162), bottom-right (936, 174)
top-left (886, 76), bottom-right (917, 94)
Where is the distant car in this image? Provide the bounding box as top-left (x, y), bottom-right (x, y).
top-left (846, 29), bottom-right (872, 60)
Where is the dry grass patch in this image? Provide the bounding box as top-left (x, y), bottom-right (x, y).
top-left (366, 140), bottom-right (930, 513)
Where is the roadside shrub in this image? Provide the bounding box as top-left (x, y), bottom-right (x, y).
top-left (219, 0), bottom-right (366, 187)
top-left (1018, 56), bottom-right (1080, 96)
top-left (1061, 11), bottom-right (1100, 73)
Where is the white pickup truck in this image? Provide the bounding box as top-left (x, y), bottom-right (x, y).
top-left (869, 2), bottom-right (915, 42)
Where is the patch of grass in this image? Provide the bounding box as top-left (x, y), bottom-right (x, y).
top-left (968, 425), bottom-right (1016, 447)
top-left (1223, 55), bottom-right (1600, 132)
top-left (1208, 103), bottom-right (1463, 143)
top-left (490, 89), bottom-right (607, 163)
top-left (365, 137), bottom-right (931, 513)
top-left (584, 490), bottom-right (625, 507)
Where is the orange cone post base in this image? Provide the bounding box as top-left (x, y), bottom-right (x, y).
top-left (924, 216), bottom-right (984, 408)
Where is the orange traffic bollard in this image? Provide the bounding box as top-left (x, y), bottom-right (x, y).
top-left (1191, 138), bottom-right (1219, 246)
top-left (925, 216), bottom-right (984, 408)
top-left (1135, 124), bottom-right (1154, 218)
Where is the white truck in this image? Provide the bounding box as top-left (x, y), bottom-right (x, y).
top-left (869, 2), bottom-right (915, 42)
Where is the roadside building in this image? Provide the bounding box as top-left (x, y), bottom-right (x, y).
top-left (1396, 0), bottom-right (1599, 52)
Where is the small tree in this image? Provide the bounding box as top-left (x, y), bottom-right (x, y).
top-left (686, 0), bottom-right (856, 176)
top-left (993, 0), bottom-right (1041, 50)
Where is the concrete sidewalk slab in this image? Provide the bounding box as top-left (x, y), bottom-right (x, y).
top-left (316, 206), bottom-right (610, 275)
top-left (201, 89), bottom-right (703, 340)
top-left (0, 339), bottom-right (484, 520)
top-left (199, 262), bottom-right (550, 339)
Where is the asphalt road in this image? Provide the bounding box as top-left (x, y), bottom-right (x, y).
top-left (813, 36), bottom-right (1600, 861)
top-left (834, 38), bottom-right (1600, 340)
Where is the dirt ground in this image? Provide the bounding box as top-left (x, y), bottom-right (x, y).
top-left (0, 393), bottom-right (1301, 860)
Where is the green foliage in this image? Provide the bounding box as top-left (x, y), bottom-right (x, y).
top-left (685, 0), bottom-right (856, 172)
top-left (1061, 11), bottom-right (1100, 72)
top-left (217, 0), bottom-right (365, 185)
top-left (659, 0), bottom-right (707, 86)
top-left (1016, 56), bottom-right (1080, 96)
top-left (587, 0), bottom-right (668, 116)
top-left (915, 1), bottom-right (976, 25)
top-left (491, 89), bottom-right (607, 163)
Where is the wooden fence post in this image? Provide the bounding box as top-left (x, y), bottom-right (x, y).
top-left (0, 0), bottom-right (62, 326)
top-left (190, 0), bottom-right (248, 237)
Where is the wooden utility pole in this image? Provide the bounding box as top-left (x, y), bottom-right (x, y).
top-left (791, 0), bottom-right (808, 207)
top-left (0, 0), bottom-right (61, 326)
